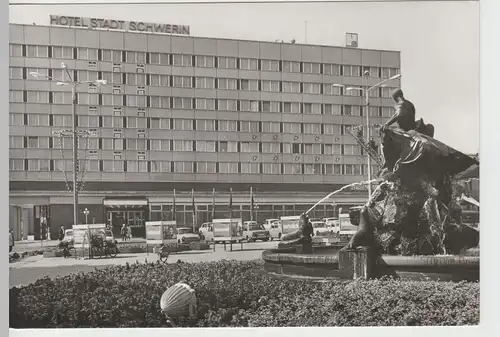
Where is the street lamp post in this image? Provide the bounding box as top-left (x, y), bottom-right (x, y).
top-left (333, 73), bottom-right (402, 197)
top-left (84, 208), bottom-right (90, 224)
top-left (30, 64), bottom-right (107, 234)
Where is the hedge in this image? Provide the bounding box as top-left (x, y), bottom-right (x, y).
top-left (10, 260), bottom-right (479, 328)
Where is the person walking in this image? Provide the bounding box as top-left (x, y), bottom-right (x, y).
top-left (127, 225), bottom-right (132, 241)
top-left (120, 224), bottom-right (127, 242)
top-left (58, 225), bottom-right (65, 242)
top-left (9, 230), bottom-right (14, 253)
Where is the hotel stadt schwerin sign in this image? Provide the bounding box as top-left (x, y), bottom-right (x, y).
top-left (49, 15), bottom-right (190, 35)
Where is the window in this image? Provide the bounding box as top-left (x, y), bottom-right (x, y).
top-left (284, 164), bottom-right (303, 175)
top-left (302, 62), bottom-right (321, 74)
top-left (304, 164), bottom-right (322, 174)
top-left (27, 159), bottom-right (51, 172)
top-left (282, 61), bottom-right (300, 73)
top-left (218, 120), bottom-right (238, 132)
top-left (196, 55), bottom-right (215, 68)
top-left (240, 142), bottom-right (259, 153)
top-left (128, 73), bottom-right (147, 86)
top-left (240, 121), bottom-right (259, 133)
top-left (324, 104), bottom-right (342, 116)
top-left (282, 81), bottom-right (301, 93)
top-left (52, 46), bottom-right (74, 59)
top-left (10, 159), bottom-right (25, 171)
top-left (174, 161), bottom-right (194, 173)
top-left (241, 163), bottom-right (260, 174)
top-left (343, 65), bottom-right (360, 77)
top-left (149, 161), bottom-right (170, 173)
top-left (9, 113), bottom-right (23, 126)
top-left (303, 103), bottom-right (321, 115)
top-left (172, 54), bottom-right (192, 67)
top-left (26, 91), bottom-right (49, 103)
top-left (9, 67), bottom-right (23, 79)
top-left (282, 122), bottom-right (301, 134)
top-left (127, 139), bottom-right (147, 151)
top-left (172, 76), bottom-right (192, 88)
top-left (362, 66), bottom-right (380, 78)
top-left (343, 105), bottom-right (361, 116)
top-left (52, 92), bottom-right (72, 104)
top-left (173, 97), bottom-right (193, 109)
top-left (218, 78), bottom-right (238, 90)
top-left (382, 107), bottom-right (393, 117)
top-left (195, 98), bottom-right (215, 110)
top-left (78, 93), bottom-right (99, 105)
top-left (9, 91), bottom-right (24, 103)
top-left (28, 67), bottom-right (49, 78)
top-left (323, 84), bottom-right (342, 96)
top-left (101, 72), bottom-right (122, 84)
top-left (149, 96), bottom-right (170, 108)
top-left (381, 87), bottom-right (395, 98)
top-left (172, 119), bottom-right (193, 130)
top-left (240, 100), bottom-right (259, 112)
top-left (323, 63), bottom-right (341, 76)
top-left (381, 67), bottom-right (400, 79)
top-left (218, 99), bottom-right (238, 111)
top-left (303, 144), bottom-right (321, 154)
top-left (261, 60), bottom-right (280, 72)
top-left (77, 47), bottom-right (98, 60)
top-left (99, 94), bottom-right (120, 106)
top-left (239, 58), bottom-right (258, 70)
top-left (303, 123), bottom-right (321, 134)
top-left (53, 115), bottom-right (72, 127)
top-left (126, 160), bottom-right (148, 173)
top-left (137, 86), bottom-right (146, 95)
top-left (26, 136), bottom-right (49, 148)
top-left (173, 140), bottom-right (193, 152)
top-left (196, 119), bottom-right (216, 131)
top-left (261, 80), bottom-right (280, 92)
top-left (126, 51), bottom-right (147, 64)
top-left (197, 162), bottom-right (217, 173)
top-left (218, 56), bottom-right (237, 69)
top-left (127, 117), bottom-right (147, 129)
top-left (364, 86), bottom-right (380, 98)
top-left (102, 117), bottom-right (123, 128)
top-left (261, 121), bottom-right (280, 133)
top-left (102, 160), bottom-right (124, 172)
top-left (195, 77), bottom-right (215, 89)
top-left (262, 163), bottom-right (280, 174)
top-left (196, 141), bottom-right (216, 152)
top-left (239, 79), bottom-right (258, 91)
top-left (26, 45), bottom-right (48, 58)
top-left (369, 106), bottom-right (381, 117)
top-left (324, 144), bottom-right (342, 155)
top-left (219, 162), bottom-right (238, 174)
top-left (149, 74), bottom-right (170, 87)
top-left (283, 102), bottom-right (300, 114)
top-left (150, 139), bottom-right (170, 151)
top-left (218, 141), bottom-right (238, 152)
top-left (344, 145), bottom-right (361, 155)
top-left (323, 164), bottom-right (343, 175)
top-left (345, 164), bottom-right (362, 175)
top-left (78, 115), bottom-right (99, 127)
top-left (101, 49), bottom-right (122, 62)
top-left (303, 83), bottom-right (321, 95)
top-left (149, 52), bottom-right (169, 65)
top-left (261, 143), bottom-right (280, 153)
top-left (80, 138), bottom-right (99, 150)
top-left (9, 136), bottom-right (23, 148)
top-left (126, 95), bottom-right (147, 107)
top-left (323, 124), bottom-right (341, 135)
top-left (9, 44), bottom-right (23, 57)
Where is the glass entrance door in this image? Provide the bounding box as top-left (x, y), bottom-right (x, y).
top-left (107, 210), bottom-right (145, 238)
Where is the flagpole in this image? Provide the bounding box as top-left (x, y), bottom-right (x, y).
top-left (172, 189), bottom-right (176, 222)
top-left (250, 186), bottom-right (254, 222)
top-left (229, 187), bottom-right (233, 251)
top-left (192, 188), bottom-right (196, 232)
top-left (212, 188), bottom-right (216, 221)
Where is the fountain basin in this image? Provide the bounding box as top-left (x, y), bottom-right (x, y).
top-left (262, 246), bottom-right (479, 282)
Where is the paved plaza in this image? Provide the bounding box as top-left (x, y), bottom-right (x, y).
top-left (9, 241), bottom-right (277, 288)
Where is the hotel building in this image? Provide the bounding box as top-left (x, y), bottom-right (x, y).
top-left (8, 22), bottom-right (401, 239)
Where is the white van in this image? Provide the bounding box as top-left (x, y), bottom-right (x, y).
top-left (280, 216), bottom-right (301, 235)
top-left (338, 213), bottom-right (358, 240)
top-left (263, 218), bottom-right (280, 230)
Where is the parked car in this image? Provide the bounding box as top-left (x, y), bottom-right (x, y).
top-left (62, 229), bottom-right (74, 244)
top-left (263, 218), bottom-right (280, 230)
top-left (177, 227), bottom-right (201, 244)
top-left (323, 218), bottom-right (340, 235)
top-left (311, 221), bottom-right (330, 236)
top-left (198, 222), bottom-right (214, 241)
top-left (242, 222), bottom-right (270, 242)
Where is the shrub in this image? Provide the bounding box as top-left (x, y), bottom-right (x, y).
top-left (10, 260), bottom-right (479, 328)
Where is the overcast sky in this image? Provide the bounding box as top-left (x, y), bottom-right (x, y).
top-left (9, 0), bottom-right (479, 153)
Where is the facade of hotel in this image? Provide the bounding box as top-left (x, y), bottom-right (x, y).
top-left (8, 23), bottom-right (401, 239)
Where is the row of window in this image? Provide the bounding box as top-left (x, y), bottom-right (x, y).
top-left (11, 67), bottom-right (396, 98)
top-left (10, 91), bottom-right (394, 116)
top-left (10, 44), bottom-right (400, 78)
top-left (11, 136), bottom-right (365, 155)
top-left (10, 113), bottom-right (388, 132)
top-left (10, 159), bottom-right (373, 175)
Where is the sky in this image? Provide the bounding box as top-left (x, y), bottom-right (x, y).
top-left (9, 0), bottom-right (480, 153)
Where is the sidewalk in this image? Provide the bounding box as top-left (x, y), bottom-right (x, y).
top-left (12, 238), bottom-right (146, 253)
